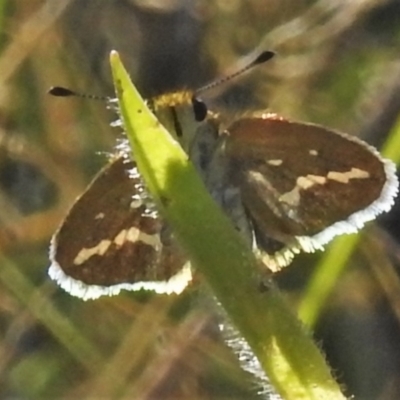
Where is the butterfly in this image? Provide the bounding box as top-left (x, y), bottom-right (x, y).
top-left (48, 51), bottom-right (398, 300)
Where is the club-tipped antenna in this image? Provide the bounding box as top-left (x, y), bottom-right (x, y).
top-left (48, 86), bottom-right (110, 101)
top-left (194, 50), bottom-right (275, 97)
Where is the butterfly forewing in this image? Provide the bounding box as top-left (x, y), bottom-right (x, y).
top-left (49, 156), bottom-right (191, 299)
top-left (225, 115), bottom-right (398, 268)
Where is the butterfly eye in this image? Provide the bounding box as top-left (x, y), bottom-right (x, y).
top-left (191, 96), bottom-right (208, 122)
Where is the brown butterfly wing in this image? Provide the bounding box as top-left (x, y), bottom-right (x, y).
top-left (49, 156), bottom-right (190, 299)
top-left (224, 115), bottom-right (397, 269)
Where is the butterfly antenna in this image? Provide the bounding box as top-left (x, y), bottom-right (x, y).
top-left (194, 50), bottom-right (275, 96)
top-left (48, 86), bottom-right (110, 101)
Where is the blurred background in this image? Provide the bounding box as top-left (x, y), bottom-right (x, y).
top-left (1, 0), bottom-right (400, 399)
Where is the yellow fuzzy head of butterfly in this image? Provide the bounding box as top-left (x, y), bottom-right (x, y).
top-left (151, 90), bottom-right (215, 153)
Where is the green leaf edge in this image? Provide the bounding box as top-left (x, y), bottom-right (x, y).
top-left (109, 50), bottom-right (347, 400)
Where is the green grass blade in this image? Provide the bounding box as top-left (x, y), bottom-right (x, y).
top-left (109, 50), bottom-right (346, 400)
top-left (0, 255), bottom-right (102, 371)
